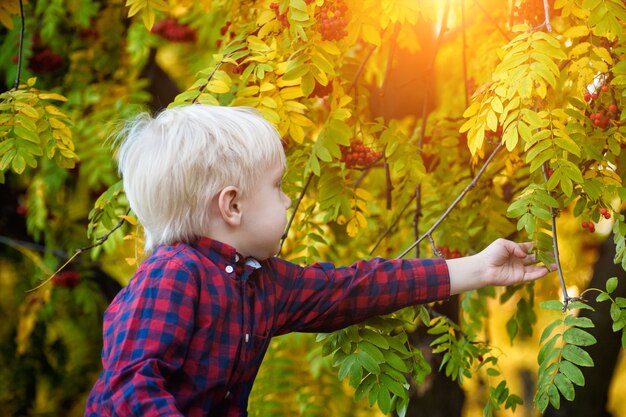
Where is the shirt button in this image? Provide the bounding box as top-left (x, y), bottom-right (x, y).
top-left (225, 391), bottom-right (231, 399)
top-left (235, 254), bottom-right (240, 262)
top-left (225, 265), bottom-right (234, 274)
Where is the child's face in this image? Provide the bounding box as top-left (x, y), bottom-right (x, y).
top-left (238, 163), bottom-right (291, 260)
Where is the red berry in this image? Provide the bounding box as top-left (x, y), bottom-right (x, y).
top-left (584, 92), bottom-right (591, 102)
top-left (600, 208), bottom-right (608, 216)
top-left (609, 104), bottom-right (618, 113)
top-left (592, 92), bottom-right (599, 100)
top-left (52, 271), bottom-right (81, 288)
top-left (601, 85), bottom-right (609, 92)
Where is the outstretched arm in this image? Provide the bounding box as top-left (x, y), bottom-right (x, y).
top-left (446, 238), bottom-right (552, 295)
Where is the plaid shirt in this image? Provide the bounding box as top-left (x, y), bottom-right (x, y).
top-left (85, 237), bottom-right (449, 417)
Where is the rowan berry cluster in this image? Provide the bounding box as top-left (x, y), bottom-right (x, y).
top-left (581, 221), bottom-right (595, 233)
top-left (584, 83), bottom-right (619, 129)
top-left (437, 246), bottom-right (462, 259)
top-left (600, 207), bottom-right (611, 220)
top-left (340, 140), bottom-right (381, 168)
top-left (28, 48), bottom-right (63, 73)
top-left (152, 18), bottom-right (197, 43)
top-left (53, 270), bottom-right (81, 288)
top-left (270, 3), bottom-right (290, 27)
top-left (513, 0), bottom-right (555, 26)
top-left (317, 0), bottom-right (348, 41)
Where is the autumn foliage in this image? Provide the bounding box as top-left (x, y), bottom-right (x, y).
top-left (1, 0), bottom-right (626, 416)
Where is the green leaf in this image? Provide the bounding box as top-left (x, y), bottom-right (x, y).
top-left (380, 373), bottom-right (407, 398)
top-left (563, 315), bottom-right (594, 328)
top-left (541, 300), bottom-right (565, 311)
top-left (355, 374), bottom-right (376, 401)
top-left (358, 341), bottom-right (385, 363)
top-left (357, 351), bottom-right (381, 375)
top-left (561, 344), bottom-right (594, 367)
top-left (610, 303), bottom-right (621, 322)
top-left (559, 361), bottom-right (585, 386)
top-left (606, 277), bottom-right (618, 293)
top-left (548, 383), bottom-right (561, 409)
top-left (360, 329), bottom-right (390, 349)
top-left (554, 373), bottom-right (575, 401)
top-left (383, 349), bottom-right (409, 373)
top-left (377, 386), bottom-right (392, 414)
top-left (540, 318), bottom-right (563, 343)
top-left (538, 333), bottom-right (560, 366)
top-left (563, 328), bottom-right (597, 346)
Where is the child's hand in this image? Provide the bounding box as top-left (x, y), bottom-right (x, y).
top-left (478, 238), bottom-right (552, 287)
top-left (446, 238), bottom-right (553, 295)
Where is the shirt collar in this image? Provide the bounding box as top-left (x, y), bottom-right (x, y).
top-left (192, 237), bottom-right (261, 269)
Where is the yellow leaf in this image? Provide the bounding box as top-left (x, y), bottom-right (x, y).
top-left (126, 0), bottom-right (143, 17)
top-left (289, 122), bottom-right (304, 144)
top-left (207, 79), bottom-right (230, 94)
top-left (463, 102), bottom-right (480, 118)
top-left (289, 113), bottom-right (313, 127)
top-left (346, 217), bottom-right (359, 237)
top-left (459, 117), bottom-right (475, 133)
top-left (44, 105), bottom-right (65, 116)
top-left (261, 96), bottom-right (278, 108)
top-left (280, 86), bottom-right (304, 100)
top-left (355, 211), bottom-right (368, 228)
top-left (142, 9), bottom-right (155, 31)
top-left (317, 41), bottom-right (341, 56)
top-left (563, 25), bottom-right (589, 38)
top-left (38, 92), bottom-right (67, 102)
top-left (486, 110), bottom-right (498, 131)
top-left (237, 86), bottom-right (260, 97)
top-left (361, 24), bottom-right (381, 46)
top-left (491, 97), bottom-right (504, 113)
top-left (48, 117), bottom-right (66, 130)
top-left (259, 82), bottom-right (275, 92)
top-left (355, 188), bottom-right (372, 200)
top-left (247, 36), bottom-right (271, 52)
top-left (18, 104), bottom-right (40, 118)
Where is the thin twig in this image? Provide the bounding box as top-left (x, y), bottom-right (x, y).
top-left (26, 208), bottom-right (131, 293)
top-left (474, 0), bottom-right (511, 42)
top-left (13, 0), bottom-right (25, 90)
top-left (542, 0), bottom-right (553, 32)
top-left (347, 44), bottom-right (377, 94)
top-left (192, 57), bottom-right (228, 103)
top-left (369, 192), bottom-right (417, 255)
top-left (541, 163), bottom-right (570, 310)
top-left (396, 143), bottom-right (503, 259)
top-left (461, 0), bottom-right (469, 108)
top-left (279, 172), bottom-right (313, 254)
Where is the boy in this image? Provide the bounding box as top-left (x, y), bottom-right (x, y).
top-left (85, 105), bottom-right (551, 416)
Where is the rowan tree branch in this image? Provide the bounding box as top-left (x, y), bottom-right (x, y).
top-left (541, 163), bottom-right (576, 311)
top-left (279, 172), bottom-right (313, 254)
top-left (396, 143), bottom-right (503, 259)
top-left (474, 0), bottom-right (511, 42)
top-left (542, 0), bottom-right (553, 32)
top-left (26, 208), bottom-right (131, 292)
top-left (13, 0), bottom-right (25, 90)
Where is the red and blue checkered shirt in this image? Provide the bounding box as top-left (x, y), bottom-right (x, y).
top-left (85, 237), bottom-right (450, 416)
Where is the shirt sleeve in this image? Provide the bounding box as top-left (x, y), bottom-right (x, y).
top-left (96, 256), bottom-right (198, 416)
top-left (269, 257), bottom-right (450, 335)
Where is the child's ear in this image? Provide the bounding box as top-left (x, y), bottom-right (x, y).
top-left (217, 186), bottom-right (242, 226)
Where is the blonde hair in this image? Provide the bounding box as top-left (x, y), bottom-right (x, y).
top-left (115, 104), bottom-right (286, 252)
